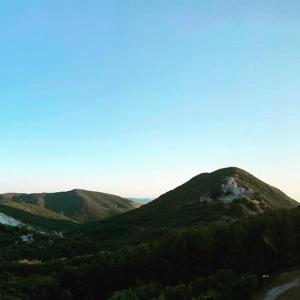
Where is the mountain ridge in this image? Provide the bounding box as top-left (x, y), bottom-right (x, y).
top-left (0, 189), bottom-right (141, 227)
top-left (97, 167), bottom-right (298, 228)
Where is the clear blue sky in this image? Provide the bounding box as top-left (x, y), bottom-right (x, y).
top-left (0, 1), bottom-right (299, 200)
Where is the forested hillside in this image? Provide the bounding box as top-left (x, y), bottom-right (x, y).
top-left (0, 189), bottom-right (140, 228)
top-left (97, 167), bottom-right (297, 228)
top-left (0, 168), bottom-right (298, 299)
top-left (1, 208), bottom-right (300, 299)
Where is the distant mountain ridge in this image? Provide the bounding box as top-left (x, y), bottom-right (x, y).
top-left (128, 198), bottom-right (153, 204)
top-left (0, 167), bottom-right (297, 234)
top-left (0, 189), bottom-right (141, 226)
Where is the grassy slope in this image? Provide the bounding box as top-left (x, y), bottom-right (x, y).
top-left (0, 204), bottom-right (77, 231)
top-left (75, 167), bottom-right (298, 249)
top-left (96, 167), bottom-right (298, 228)
top-left (1, 202), bottom-right (74, 221)
top-left (0, 189), bottom-right (141, 224)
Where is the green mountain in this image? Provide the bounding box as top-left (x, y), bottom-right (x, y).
top-left (0, 189), bottom-right (141, 227)
top-left (99, 167), bottom-right (298, 228)
top-left (0, 167), bottom-right (298, 300)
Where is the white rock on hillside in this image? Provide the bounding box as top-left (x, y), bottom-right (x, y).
top-left (220, 177), bottom-right (253, 203)
top-left (0, 212), bottom-right (22, 227)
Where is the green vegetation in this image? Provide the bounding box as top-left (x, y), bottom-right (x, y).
top-left (109, 271), bottom-right (258, 300)
top-left (0, 189), bottom-right (141, 227)
top-left (0, 168), bottom-right (298, 299)
top-left (80, 167), bottom-right (297, 233)
top-left (0, 204), bottom-right (77, 231)
top-left (1, 208), bottom-right (300, 299)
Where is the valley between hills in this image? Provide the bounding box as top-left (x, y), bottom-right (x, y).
top-left (0, 167), bottom-right (299, 300)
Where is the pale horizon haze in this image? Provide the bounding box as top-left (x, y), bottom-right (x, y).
top-left (0, 1), bottom-right (299, 201)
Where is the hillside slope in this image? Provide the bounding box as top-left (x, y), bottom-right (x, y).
top-left (0, 189), bottom-right (141, 224)
top-left (99, 167), bottom-right (298, 228)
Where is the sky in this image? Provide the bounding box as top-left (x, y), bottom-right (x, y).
top-left (0, 1), bottom-right (299, 200)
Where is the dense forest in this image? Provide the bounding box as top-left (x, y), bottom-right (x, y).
top-left (1, 207), bottom-right (300, 299)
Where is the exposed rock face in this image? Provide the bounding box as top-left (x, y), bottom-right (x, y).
top-left (219, 177), bottom-right (254, 203)
top-left (222, 177), bottom-right (245, 195)
top-left (20, 234), bottom-right (34, 243)
top-left (0, 212), bottom-right (21, 227)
